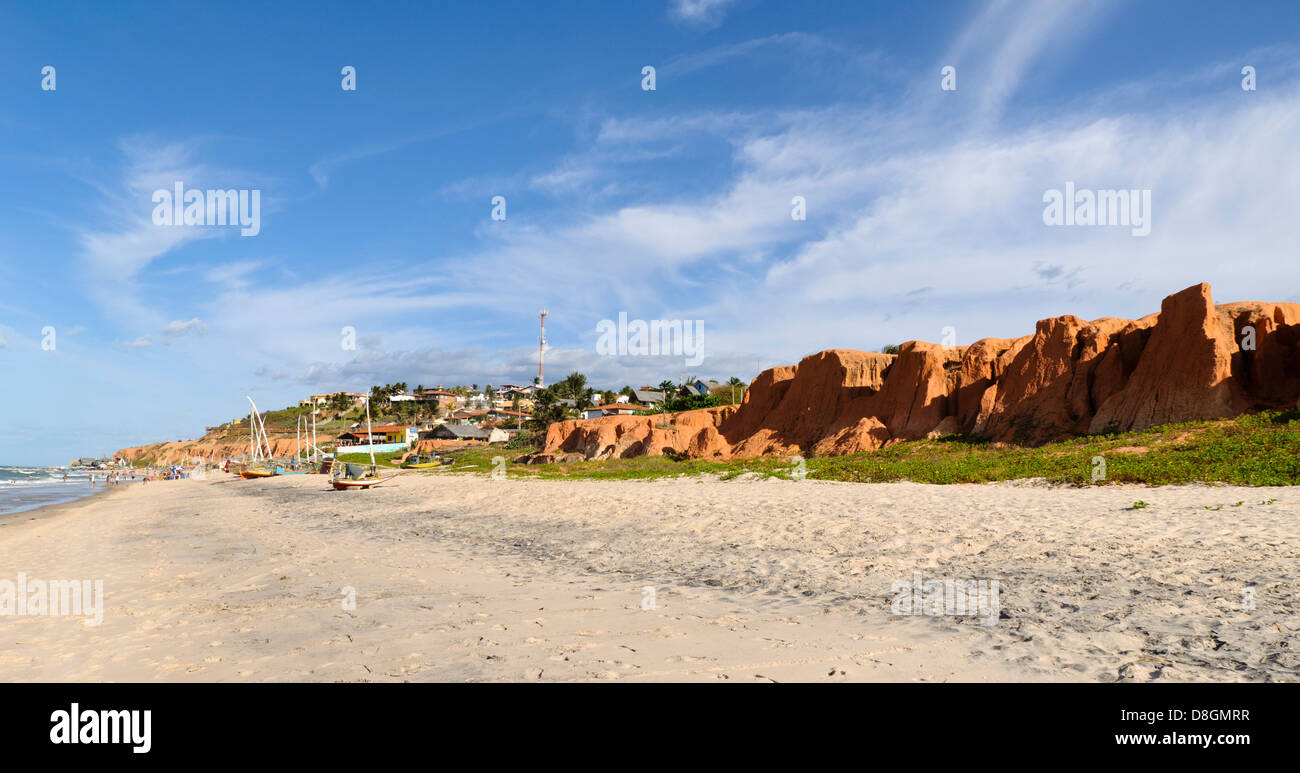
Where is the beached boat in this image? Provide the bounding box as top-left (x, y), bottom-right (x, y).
top-left (328, 398), bottom-right (395, 490)
top-left (330, 473), bottom-right (397, 490)
top-left (238, 397), bottom-right (279, 479)
top-left (400, 454), bottom-right (446, 469)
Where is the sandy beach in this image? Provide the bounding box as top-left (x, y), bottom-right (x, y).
top-left (0, 472), bottom-right (1296, 682)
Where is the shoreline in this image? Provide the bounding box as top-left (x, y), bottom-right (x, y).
top-left (0, 482), bottom-right (127, 526)
top-left (1, 472), bottom-right (1295, 682)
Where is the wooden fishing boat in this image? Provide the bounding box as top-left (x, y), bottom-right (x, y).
top-left (330, 474), bottom-right (396, 490)
top-left (240, 467), bottom-right (276, 479)
top-left (400, 454), bottom-right (442, 469)
top-left (327, 398), bottom-right (395, 490)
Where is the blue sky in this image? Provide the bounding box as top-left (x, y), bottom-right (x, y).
top-left (2, 0), bottom-right (1299, 464)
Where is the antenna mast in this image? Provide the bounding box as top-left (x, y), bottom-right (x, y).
top-left (538, 309), bottom-right (548, 387)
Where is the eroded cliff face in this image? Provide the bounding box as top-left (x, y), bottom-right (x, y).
top-left (532, 283), bottom-right (1300, 462)
top-left (116, 435), bottom-right (335, 466)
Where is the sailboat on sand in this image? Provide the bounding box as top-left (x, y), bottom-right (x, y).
top-left (330, 396), bottom-right (396, 490)
top-left (240, 397), bottom-right (278, 479)
top-left (275, 414), bottom-right (312, 474)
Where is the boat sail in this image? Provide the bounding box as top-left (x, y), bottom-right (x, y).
top-left (330, 395), bottom-right (395, 490)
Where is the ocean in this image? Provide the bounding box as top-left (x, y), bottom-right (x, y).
top-left (0, 465), bottom-right (119, 518)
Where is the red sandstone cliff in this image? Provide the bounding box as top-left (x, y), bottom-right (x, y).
top-left (115, 434), bottom-right (335, 466)
top-left (534, 283), bottom-right (1300, 462)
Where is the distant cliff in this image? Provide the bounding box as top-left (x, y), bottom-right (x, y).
top-left (532, 283), bottom-right (1300, 462)
top-left (115, 427), bottom-right (335, 466)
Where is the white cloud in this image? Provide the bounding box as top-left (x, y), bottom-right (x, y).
top-left (76, 138), bottom-right (260, 329)
top-left (201, 260), bottom-right (264, 290)
top-left (52, 3), bottom-right (1300, 404)
top-left (669, 0), bottom-right (738, 29)
top-left (161, 317), bottom-right (208, 342)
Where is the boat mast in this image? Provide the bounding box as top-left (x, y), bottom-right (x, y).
top-left (365, 396), bottom-right (376, 468)
top-left (246, 397), bottom-right (258, 460)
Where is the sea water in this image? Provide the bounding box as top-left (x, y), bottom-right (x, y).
top-left (0, 465), bottom-right (122, 518)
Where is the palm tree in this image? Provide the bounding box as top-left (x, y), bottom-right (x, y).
top-left (726, 376), bottom-right (746, 405)
top-left (658, 380), bottom-right (676, 394)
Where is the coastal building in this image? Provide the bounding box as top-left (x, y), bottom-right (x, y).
top-left (416, 389), bottom-right (458, 410)
top-left (448, 408), bottom-right (531, 425)
top-left (583, 404), bottom-right (650, 420)
top-left (427, 424), bottom-right (490, 441)
top-left (461, 393), bottom-right (492, 411)
top-left (632, 389), bottom-right (665, 405)
top-left (449, 409), bottom-right (489, 424)
top-left (299, 392), bottom-right (367, 407)
top-left (685, 379), bottom-right (722, 396)
top-left (336, 425), bottom-right (418, 447)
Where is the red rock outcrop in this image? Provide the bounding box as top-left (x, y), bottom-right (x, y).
top-left (534, 283), bottom-right (1300, 462)
top-left (116, 434), bottom-right (335, 466)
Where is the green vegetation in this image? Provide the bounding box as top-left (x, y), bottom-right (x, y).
top-left (335, 451), bottom-right (408, 468)
top-left (438, 410), bottom-right (1300, 486)
top-left (662, 393), bottom-right (722, 412)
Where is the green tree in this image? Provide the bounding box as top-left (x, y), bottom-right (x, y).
top-left (573, 387), bottom-right (594, 413)
top-left (553, 372), bottom-right (587, 399)
top-left (526, 388), bottom-right (567, 430)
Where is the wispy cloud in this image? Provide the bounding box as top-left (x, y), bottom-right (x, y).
top-left (161, 317), bottom-right (208, 342)
top-left (661, 32), bottom-right (836, 77)
top-left (668, 0), bottom-right (738, 29)
top-left (76, 138), bottom-right (259, 328)
top-left (118, 336), bottom-right (152, 350)
top-left (943, 0), bottom-right (1120, 124)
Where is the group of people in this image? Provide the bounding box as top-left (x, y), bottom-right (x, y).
top-left (71, 470), bottom-right (138, 487)
top-left (61, 463), bottom-right (205, 487)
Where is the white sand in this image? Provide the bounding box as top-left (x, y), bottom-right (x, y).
top-left (0, 472), bottom-right (1295, 682)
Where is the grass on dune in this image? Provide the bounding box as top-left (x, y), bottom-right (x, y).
top-left (334, 451), bottom-right (408, 468)
top-left (430, 409), bottom-right (1300, 486)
